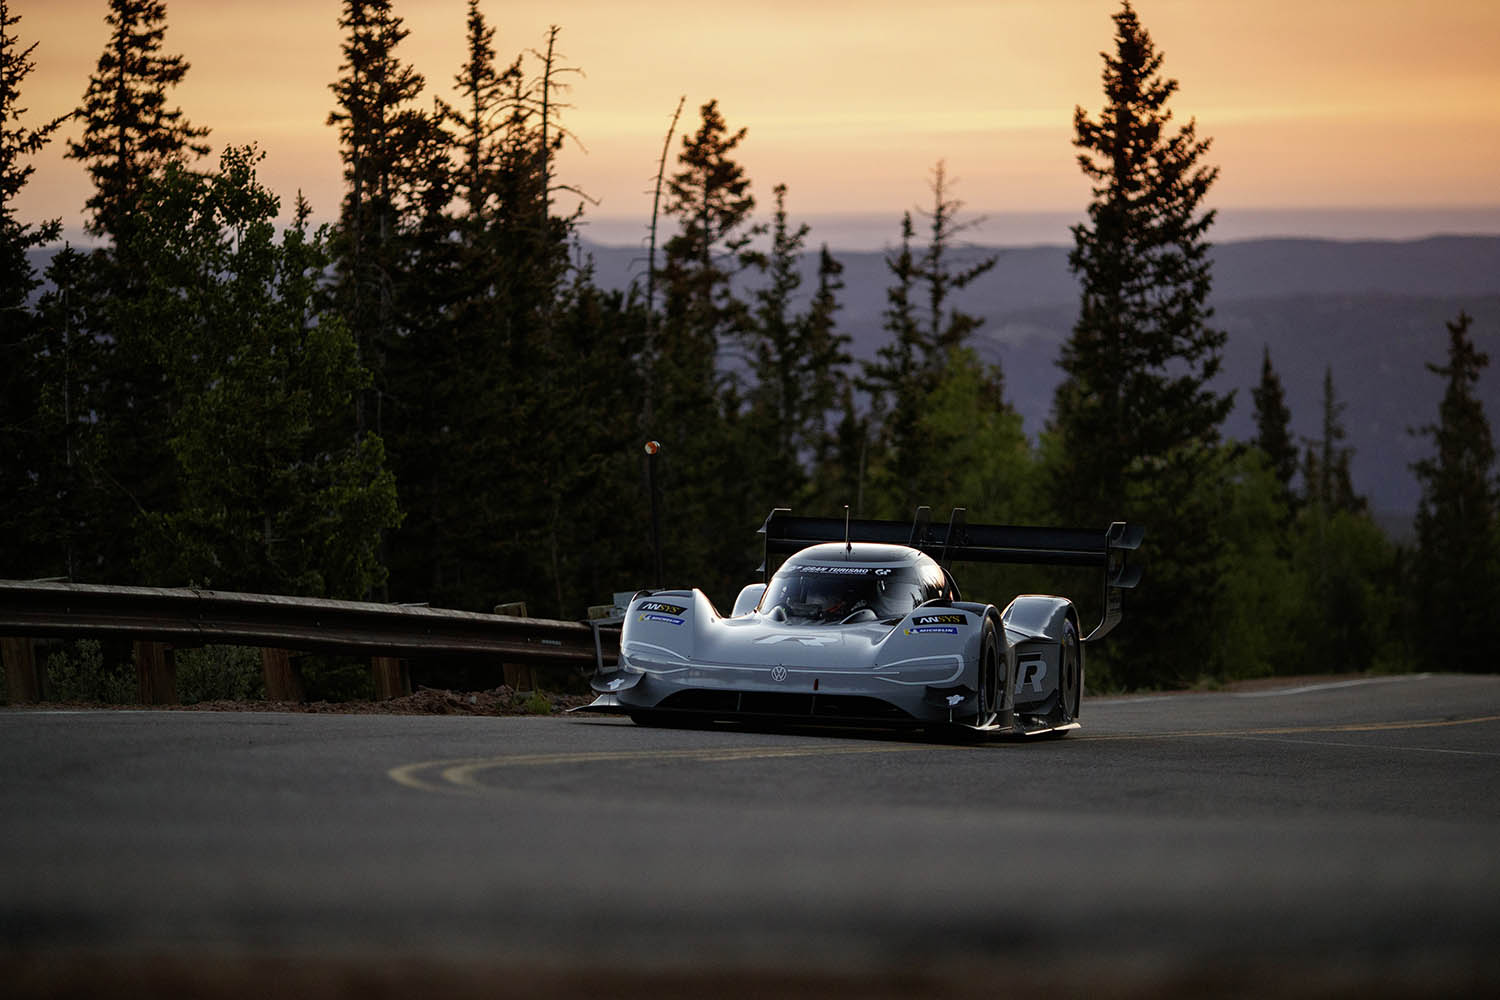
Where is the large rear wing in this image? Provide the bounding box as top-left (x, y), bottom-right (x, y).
top-left (758, 506), bottom-right (1144, 641)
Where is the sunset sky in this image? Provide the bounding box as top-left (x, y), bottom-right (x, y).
top-left (9, 0), bottom-right (1500, 247)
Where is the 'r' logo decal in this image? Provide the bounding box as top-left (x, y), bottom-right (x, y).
top-left (1016, 660), bottom-right (1048, 694)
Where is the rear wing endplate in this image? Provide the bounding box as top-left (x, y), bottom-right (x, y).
top-left (758, 506), bottom-right (1143, 642)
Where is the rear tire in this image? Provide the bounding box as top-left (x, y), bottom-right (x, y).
top-left (1058, 617), bottom-right (1082, 725)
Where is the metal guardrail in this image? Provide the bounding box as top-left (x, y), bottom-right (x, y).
top-left (0, 580), bottom-right (620, 704)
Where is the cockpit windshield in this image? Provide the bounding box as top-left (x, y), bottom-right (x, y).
top-left (758, 565), bottom-right (937, 624)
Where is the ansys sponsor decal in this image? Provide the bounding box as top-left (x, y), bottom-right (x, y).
top-left (639, 601), bottom-right (687, 616)
top-left (905, 613), bottom-right (965, 636)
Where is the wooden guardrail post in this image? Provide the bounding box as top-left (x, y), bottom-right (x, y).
top-left (495, 602), bottom-right (533, 690)
top-left (133, 641), bottom-right (177, 705)
top-left (261, 647), bottom-right (303, 702)
top-left (371, 656), bottom-right (407, 700)
top-left (2, 637), bottom-right (41, 703)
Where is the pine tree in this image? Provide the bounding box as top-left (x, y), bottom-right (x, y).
top-left (1300, 367), bottom-right (1364, 516)
top-left (1293, 366), bottom-right (1388, 673)
top-left (0, 0), bottom-right (70, 577)
top-left (51, 0), bottom-right (212, 583)
top-left (653, 99), bottom-right (762, 595)
top-left (917, 162), bottom-right (996, 356)
top-left (447, 0), bottom-right (518, 221)
top-left (64, 0), bottom-right (209, 240)
top-left (327, 0), bottom-right (434, 439)
top-left (798, 245), bottom-right (853, 466)
top-left (1411, 312), bottom-right (1499, 672)
top-left (741, 186), bottom-right (851, 508)
top-left (859, 212), bottom-right (923, 511)
top-left (1251, 344), bottom-right (1298, 504)
top-left (661, 99), bottom-right (758, 361)
top-left (1048, 1), bottom-right (1231, 688)
top-left (29, 247), bottom-right (99, 581)
top-left (862, 170), bottom-right (1002, 516)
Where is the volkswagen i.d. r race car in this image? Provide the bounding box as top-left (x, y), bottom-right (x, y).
top-left (586, 507), bottom-right (1143, 736)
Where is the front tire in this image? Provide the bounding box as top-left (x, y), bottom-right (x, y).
top-left (973, 618), bottom-right (1000, 729)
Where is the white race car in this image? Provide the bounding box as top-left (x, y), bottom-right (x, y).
top-left (587, 507), bottom-right (1142, 735)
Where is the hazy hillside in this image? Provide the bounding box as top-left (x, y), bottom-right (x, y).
top-left (582, 236), bottom-right (1500, 520)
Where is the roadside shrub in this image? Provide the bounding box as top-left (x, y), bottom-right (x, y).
top-left (175, 645), bottom-right (265, 704)
top-left (297, 654), bottom-right (375, 702)
top-left (44, 640), bottom-right (135, 703)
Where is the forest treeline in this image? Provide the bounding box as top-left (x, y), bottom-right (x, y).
top-left (2, 0), bottom-right (1496, 690)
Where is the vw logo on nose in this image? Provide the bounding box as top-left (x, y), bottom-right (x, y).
top-left (770, 665), bottom-right (788, 682)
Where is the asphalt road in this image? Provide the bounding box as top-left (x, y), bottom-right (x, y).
top-left (3, 673), bottom-right (1499, 997)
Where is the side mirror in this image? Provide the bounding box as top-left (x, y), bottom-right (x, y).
top-left (732, 583), bottom-right (767, 617)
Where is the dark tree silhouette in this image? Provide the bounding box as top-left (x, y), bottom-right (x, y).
top-left (0, 0), bottom-right (71, 578)
top-left (1301, 367), bottom-right (1364, 517)
top-left (1411, 312), bottom-right (1500, 672)
top-left (1048, 0), bottom-right (1231, 687)
top-left (1251, 345), bottom-right (1298, 506)
top-left (65, 0), bottom-right (208, 240)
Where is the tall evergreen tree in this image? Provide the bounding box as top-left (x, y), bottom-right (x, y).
top-left (49, 0), bottom-right (212, 583)
top-left (1411, 312), bottom-right (1499, 672)
top-left (916, 161), bottom-right (996, 356)
top-left (798, 245), bottom-right (853, 470)
top-left (742, 186), bottom-right (851, 508)
top-left (862, 169), bottom-right (1002, 516)
top-left (1291, 366), bottom-right (1389, 673)
top-left (1300, 367), bottom-right (1364, 516)
top-left (0, 0), bottom-right (70, 577)
top-left (652, 99), bottom-right (763, 596)
top-left (1251, 344), bottom-right (1298, 504)
top-left (661, 99), bottom-right (758, 367)
top-left (0, 0), bottom-right (65, 300)
top-left (447, 0), bottom-right (518, 221)
top-left (859, 212), bottom-right (923, 509)
top-left (1048, 0), bottom-right (1231, 688)
top-left (64, 0), bottom-right (209, 240)
top-left (327, 0), bottom-right (434, 439)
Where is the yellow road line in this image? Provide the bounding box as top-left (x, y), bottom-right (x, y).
top-left (1083, 713), bottom-right (1500, 742)
top-left (387, 714), bottom-right (1500, 793)
top-left (390, 742), bottom-right (929, 793)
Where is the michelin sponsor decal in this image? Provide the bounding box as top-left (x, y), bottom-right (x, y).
top-left (639, 613), bottom-right (685, 626)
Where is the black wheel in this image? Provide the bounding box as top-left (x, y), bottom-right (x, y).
top-left (974, 618), bottom-right (1000, 729)
top-left (1057, 617), bottom-right (1082, 724)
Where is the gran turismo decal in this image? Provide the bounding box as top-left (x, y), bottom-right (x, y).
top-left (639, 613), bottom-right (685, 626)
top-left (639, 601), bottom-right (687, 616)
top-left (913, 613), bottom-right (966, 627)
top-left (904, 625), bottom-right (959, 636)
top-left (799, 565), bottom-right (878, 576)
